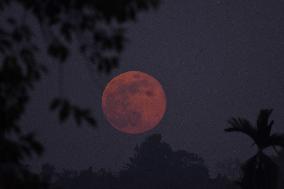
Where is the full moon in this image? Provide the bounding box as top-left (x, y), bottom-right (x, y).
top-left (102, 71), bottom-right (167, 134)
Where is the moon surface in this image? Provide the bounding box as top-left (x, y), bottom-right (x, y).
top-left (102, 71), bottom-right (167, 134)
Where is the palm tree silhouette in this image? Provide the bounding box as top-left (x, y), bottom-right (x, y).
top-left (225, 109), bottom-right (284, 189)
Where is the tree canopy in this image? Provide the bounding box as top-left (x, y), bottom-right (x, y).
top-left (120, 134), bottom-right (210, 189)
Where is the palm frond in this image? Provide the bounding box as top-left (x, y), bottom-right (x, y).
top-left (267, 120), bottom-right (274, 136)
top-left (225, 117), bottom-right (257, 142)
top-left (257, 109), bottom-right (273, 134)
top-left (266, 134), bottom-right (284, 148)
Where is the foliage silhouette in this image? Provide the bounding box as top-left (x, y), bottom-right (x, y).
top-left (209, 174), bottom-right (239, 189)
top-left (46, 134), bottom-right (238, 189)
top-left (0, 0), bottom-right (160, 188)
top-left (119, 134), bottom-right (210, 189)
top-left (216, 158), bottom-right (241, 181)
top-left (225, 109), bottom-right (284, 189)
top-left (53, 167), bottom-right (118, 189)
top-left (0, 0), bottom-right (160, 127)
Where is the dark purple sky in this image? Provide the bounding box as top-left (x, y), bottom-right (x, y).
top-left (23, 0), bottom-right (284, 176)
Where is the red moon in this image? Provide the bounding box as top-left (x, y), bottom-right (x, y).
top-left (102, 71), bottom-right (167, 134)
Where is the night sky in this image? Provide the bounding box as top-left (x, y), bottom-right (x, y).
top-left (23, 0), bottom-right (284, 176)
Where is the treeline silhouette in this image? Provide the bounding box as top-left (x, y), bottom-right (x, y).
top-left (39, 134), bottom-right (238, 189)
top-left (36, 109), bottom-right (284, 189)
top-left (1, 110), bottom-right (284, 189)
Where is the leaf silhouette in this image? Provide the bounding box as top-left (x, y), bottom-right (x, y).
top-left (49, 98), bottom-right (61, 110)
top-left (59, 101), bottom-right (71, 122)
